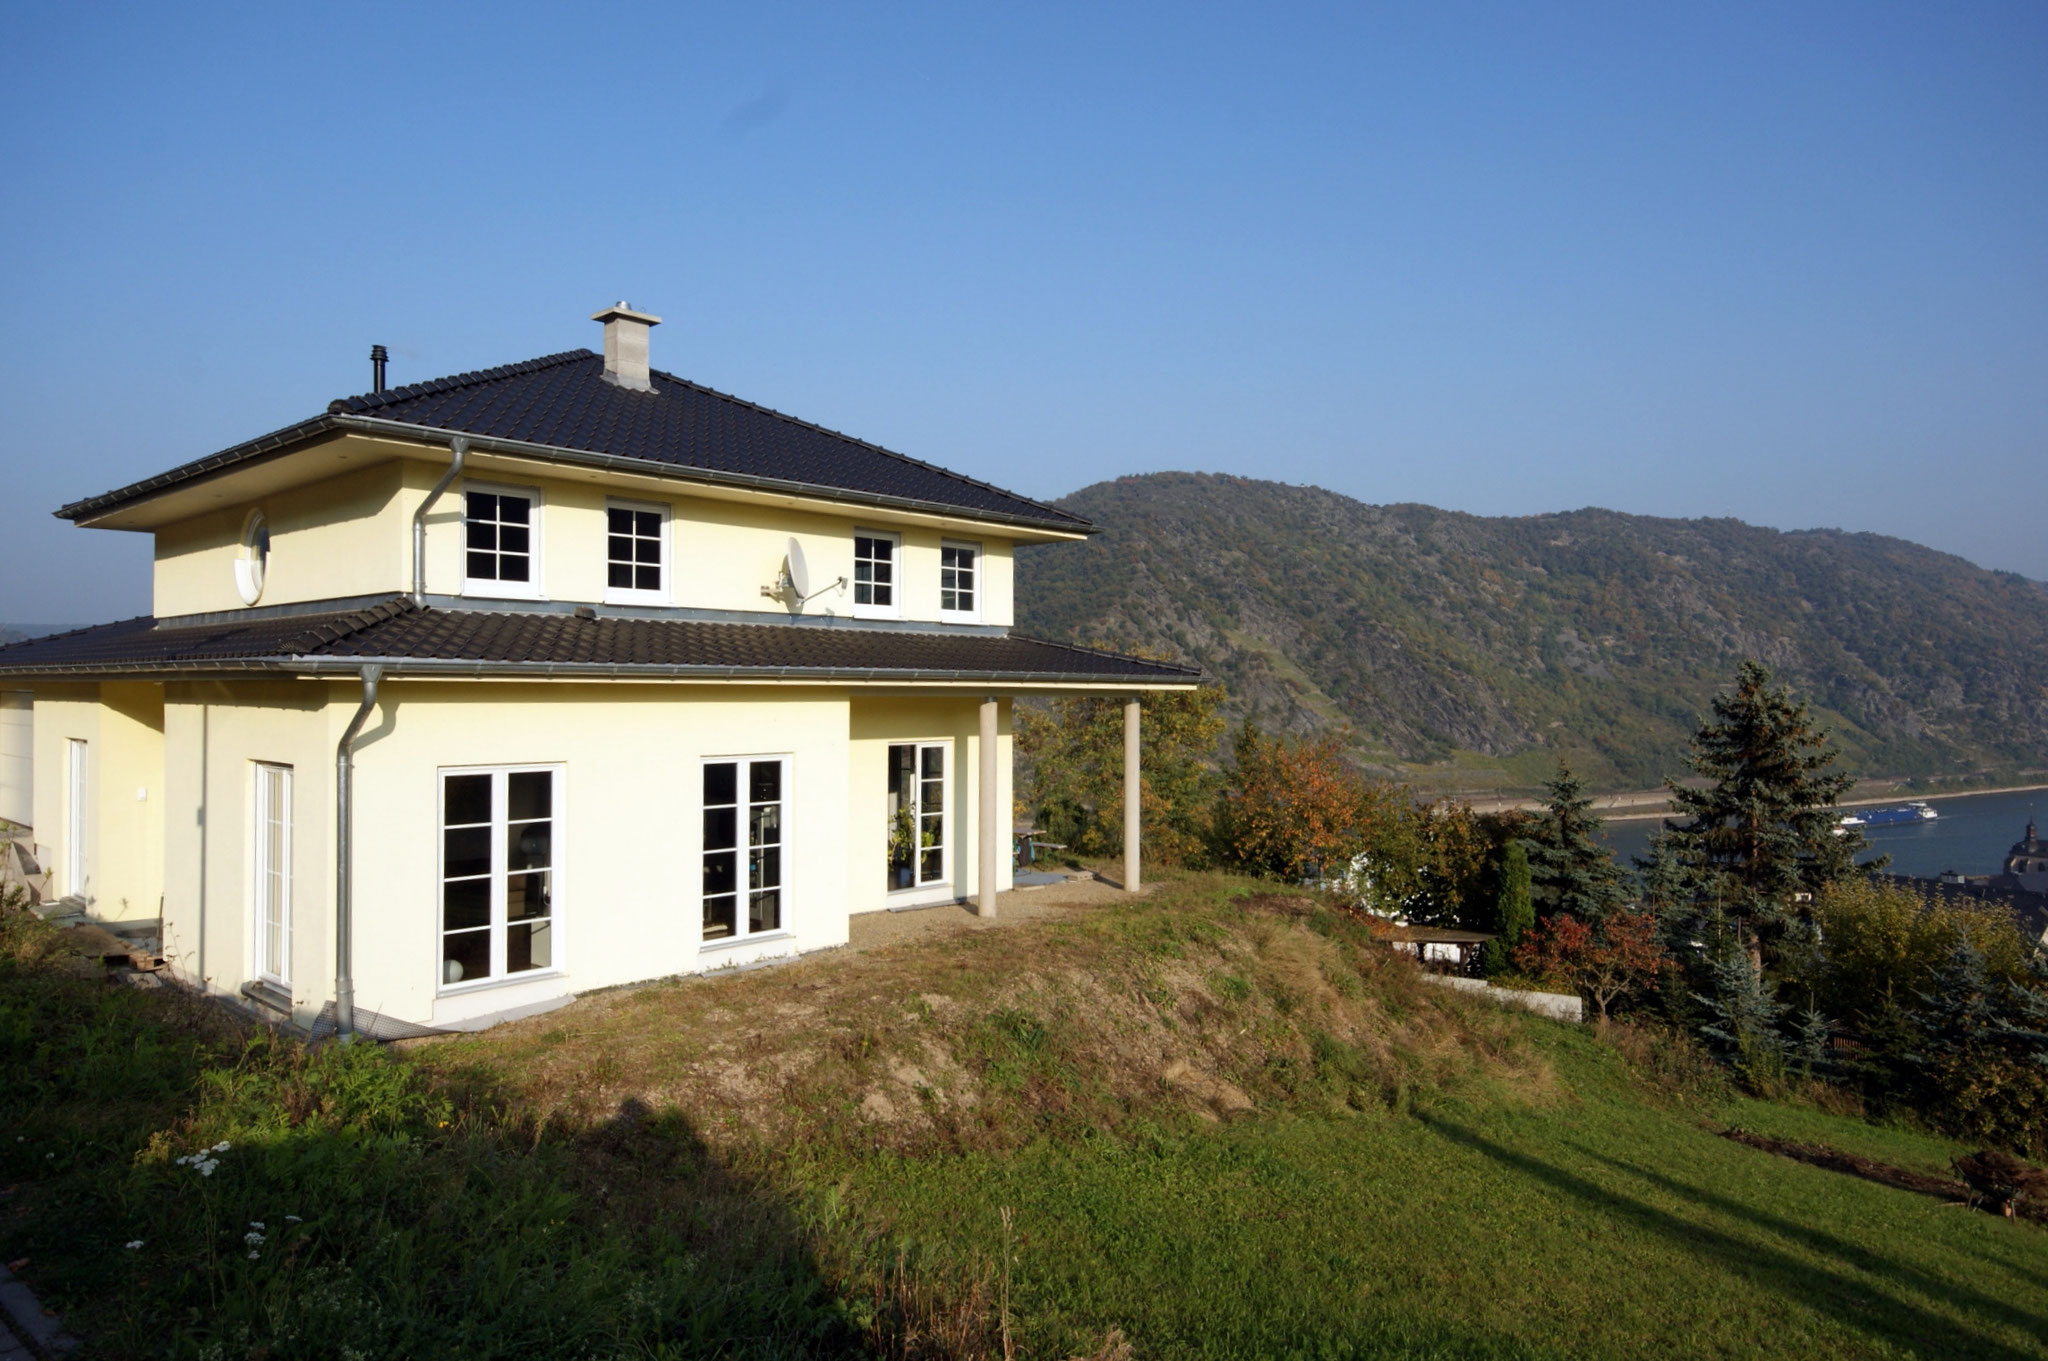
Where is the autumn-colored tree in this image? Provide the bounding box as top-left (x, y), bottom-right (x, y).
top-left (1015, 681), bottom-right (1227, 866)
top-left (1211, 723), bottom-right (1406, 884)
top-left (1513, 910), bottom-right (1668, 1024)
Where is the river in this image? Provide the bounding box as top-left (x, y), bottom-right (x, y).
top-left (1597, 787), bottom-right (2047, 882)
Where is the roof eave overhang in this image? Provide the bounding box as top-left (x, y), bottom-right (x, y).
top-left (0, 656), bottom-right (1199, 688)
top-left (57, 414), bottom-right (1096, 541)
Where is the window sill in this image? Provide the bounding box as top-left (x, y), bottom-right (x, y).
top-left (438, 968), bottom-right (565, 998)
top-left (604, 588), bottom-right (669, 607)
top-left (938, 612), bottom-right (980, 626)
top-left (240, 977), bottom-right (291, 1015)
top-left (699, 930), bottom-right (794, 955)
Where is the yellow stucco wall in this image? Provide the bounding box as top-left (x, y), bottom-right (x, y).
top-left (153, 461), bottom-right (406, 617)
top-left (847, 696), bottom-right (1012, 912)
top-left (161, 679), bottom-right (334, 1016)
top-left (412, 459), bottom-right (1017, 626)
top-left (30, 682), bottom-right (164, 922)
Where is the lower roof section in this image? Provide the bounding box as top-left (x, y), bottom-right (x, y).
top-left (0, 597), bottom-right (1200, 689)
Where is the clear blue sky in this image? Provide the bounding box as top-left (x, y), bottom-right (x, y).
top-left (3, 2), bottom-right (2044, 623)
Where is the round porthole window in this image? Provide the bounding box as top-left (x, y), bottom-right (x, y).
top-left (234, 509), bottom-right (270, 605)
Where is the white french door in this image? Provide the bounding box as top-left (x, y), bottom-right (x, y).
top-left (886, 742), bottom-right (947, 892)
top-left (65, 738), bottom-right (86, 898)
top-left (253, 763), bottom-right (293, 984)
top-left (702, 757), bottom-right (785, 944)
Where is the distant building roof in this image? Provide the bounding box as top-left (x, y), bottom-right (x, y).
top-left (57, 351), bottom-right (1093, 534)
top-left (0, 598), bottom-right (1198, 686)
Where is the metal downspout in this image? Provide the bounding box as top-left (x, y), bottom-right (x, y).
top-left (335, 665), bottom-right (384, 1039)
top-left (412, 437), bottom-right (468, 606)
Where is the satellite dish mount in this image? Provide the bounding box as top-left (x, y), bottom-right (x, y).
top-left (763, 536), bottom-right (846, 606)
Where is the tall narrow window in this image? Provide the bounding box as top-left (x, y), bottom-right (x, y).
top-left (852, 532), bottom-right (898, 617)
top-left (940, 542), bottom-right (979, 621)
top-left (464, 486), bottom-right (541, 597)
top-left (886, 742), bottom-right (947, 890)
top-left (440, 766), bottom-right (560, 987)
top-left (605, 501), bottom-right (667, 603)
top-left (65, 738), bottom-right (87, 898)
top-left (253, 763), bottom-right (293, 984)
top-left (703, 757), bottom-right (785, 943)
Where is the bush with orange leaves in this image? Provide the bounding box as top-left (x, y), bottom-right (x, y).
top-left (1513, 910), bottom-right (1668, 1024)
top-left (1210, 723), bottom-right (1408, 886)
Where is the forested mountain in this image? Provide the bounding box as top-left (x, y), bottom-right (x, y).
top-left (1017, 473), bottom-right (2048, 793)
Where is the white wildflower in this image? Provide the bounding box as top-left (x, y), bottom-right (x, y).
top-left (246, 1249), bottom-right (260, 1260)
top-left (212, 1141), bottom-right (231, 1153)
top-left (248, 1221), bottom-right (265, 1230)
top-left (284, 1215), bottom-right (302, 1222)
top-left (125, 1240), bottom-right (144, 1250)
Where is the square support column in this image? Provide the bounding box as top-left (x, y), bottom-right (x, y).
top-left (1124, 697), bottom-right (1141, 893)
top-left (978, 696), bottom-right (1000, 918)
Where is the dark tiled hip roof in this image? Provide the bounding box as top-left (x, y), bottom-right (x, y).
top-left (58, 352), bottom-right (1092, 533)
top-left (0, 600), bottom-right (1198, 686)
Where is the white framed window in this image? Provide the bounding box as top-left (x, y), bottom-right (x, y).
top-left (463, 483), bottom-right (543, 599)
top-left (886, 742), bottom-right (947, 891)
top-left (252, 763), bottom-right (293, 984)
top-left (940, 541), bottom-right (980, 622)
top-left (852, 531), bottom-right (899, 619)
top-left (702, 756), bottom-right (787, 945)
top-left (65, 738), bottom-right (87, 898)
top-left (235, 509), bottom-right (271, 606)
top-left (604, 499), bottom-right (669, 604)
top-left (440, 765), bottom-right (562, 989)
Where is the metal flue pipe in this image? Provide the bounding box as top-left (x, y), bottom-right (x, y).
top-left (334, 664), bottom-right (384, 1040)
top-left (411, 437), bottom-right (468, 605)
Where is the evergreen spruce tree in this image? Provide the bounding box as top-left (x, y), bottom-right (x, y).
top-left (1695, 950), bottom-right (1788, 1077)
top-left (1479, 840), bottom-right (1533, 976)
top-left (1660, 661), bottom-right (1881, 967)
top-left (1525, 762), bottom-right (1628, 923)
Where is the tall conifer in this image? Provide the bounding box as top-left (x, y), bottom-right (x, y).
top-left (1525, 762), bottom-right (1628, 922)
top-left (1659, 660), bottom-right (1879, 965)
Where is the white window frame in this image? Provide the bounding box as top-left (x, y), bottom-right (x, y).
top-left (437, 764), bottom-right (565, 993)
top-left (939, 540), bottom-right (981, 624)
top-left (65, 738), bottom-right (86, 898)
top-left (851, 530), bottom-right (902, 620)
top-left (886, 741), bottom-right (949, 893)
top-left (700, 754), bottom-right (792, 949)
top-left (461, 481), bottom-right (545, 601)
top-left (252, 762), bottom-right (293, 985)
top-left (603, 498), bottom-right (670, 605)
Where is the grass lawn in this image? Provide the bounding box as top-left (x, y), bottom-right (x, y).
top-left (837, 1029), bottom-right (2048, 1358)
top-left (3, 875), bottom-right (2044, 1359)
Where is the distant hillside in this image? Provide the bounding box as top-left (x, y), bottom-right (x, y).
top-left (1017, 473), bottom-right (2048, 793)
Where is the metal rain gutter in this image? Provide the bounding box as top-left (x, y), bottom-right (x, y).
top-left (411, 437), bottom-right (468, 605)
top-left (335, 415), bottom-right (1098, 537)
top-left (334, 664), bottom-right (383, 1041)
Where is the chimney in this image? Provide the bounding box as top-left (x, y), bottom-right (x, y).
top-left (370, 344), bottom-right (388, 394)
top-left (592, 302), bottom-right (662, 392)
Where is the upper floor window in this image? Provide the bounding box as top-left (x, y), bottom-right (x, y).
top-left (940, 541), bottom-right (979, 622)
top-left (605, 500), bottom-right (668, 604)
top-left (465, 485), bottom-right (542, 599)
top-left (853, 531), bottom-right (898, 619)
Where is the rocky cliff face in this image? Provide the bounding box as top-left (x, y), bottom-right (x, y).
top-left (1016, 473), bottom-right (2048, 792)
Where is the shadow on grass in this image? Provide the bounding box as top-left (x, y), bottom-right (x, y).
top-left (1422, 1115), bottom-right (2043, 1361)
top-left (1573, 1143), bottom-right (2048, 1348)
top-left (0, 924), bottom-right (883, 1359)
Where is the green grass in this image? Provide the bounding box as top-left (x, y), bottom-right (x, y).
top-left (4, 881), bottom-right (2045, 1360)
top-left (835, 1023), bottom-right (2047, 1359)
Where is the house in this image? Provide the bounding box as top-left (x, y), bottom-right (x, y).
top-left (0, 304), bottom-right (1198, 1036)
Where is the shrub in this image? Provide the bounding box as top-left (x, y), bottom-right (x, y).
top-left (1513, 910), bottom-right (1668, 1024)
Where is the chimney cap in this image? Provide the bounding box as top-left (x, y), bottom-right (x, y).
top-left (591, 301), bottom-right (662, 326)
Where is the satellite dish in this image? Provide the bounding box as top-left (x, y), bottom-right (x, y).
top-left (784, 537), bottom-right (811, 598)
